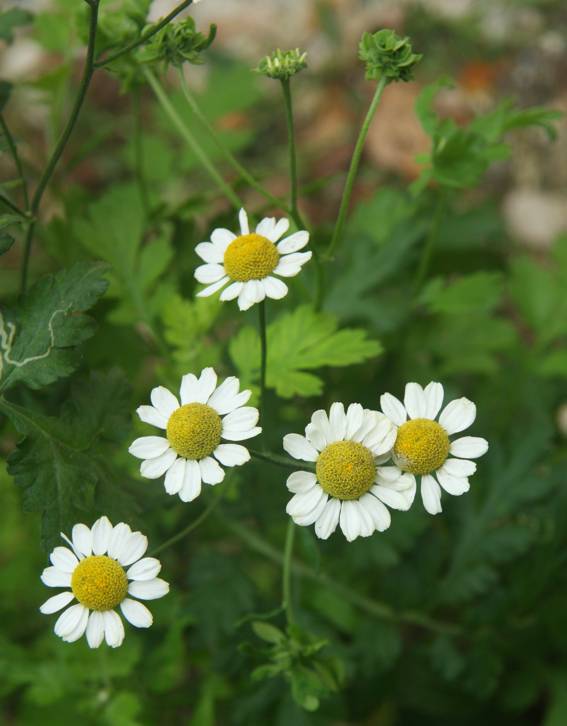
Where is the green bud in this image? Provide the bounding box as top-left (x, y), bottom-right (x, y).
top-left (255, 48), bottom-right (307, 81)
top-left (358, 29), bottom-right (421, 83)
top-left (137, 17), bottom-right (216, 68)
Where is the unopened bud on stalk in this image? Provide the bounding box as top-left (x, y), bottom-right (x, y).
top-left (358, 29), bottom-right (421, 83)
top-left (256, 48), bottom-right (308, 81)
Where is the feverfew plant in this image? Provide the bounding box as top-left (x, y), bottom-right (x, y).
top-left (0, 1), bottom-right (564, 722)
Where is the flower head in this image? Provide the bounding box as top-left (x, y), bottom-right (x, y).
top-left (40, 516), bottom-right (169, 648)
top-left (195, 209), bottom-right (311, 311)
top-left (380, 382), bottom-right (489, 515)
top-left (256, 48), bottom-right (308, 81)
top-left (129, 368), bottom-right (261, 500)
top-left (359, 29), bottom-right (421, 83)
top-left (138, 14), bottom-right (215, 67)
top-left (283, 403), bottom-right (415, 542)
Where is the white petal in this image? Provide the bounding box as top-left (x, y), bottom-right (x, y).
top-left (200, 456), bottom-right (225, 485)
top-left (41, 566), bottom-right (72, 588)
top-left (179, 373), bottom-right (199, 404)
top-left (277, 230), bottom-right (309, 254)
top-left (421, 474), bottom-right (442, 514)
top-left (450, 436), bottom-right (489, 459)
top-left (423, 382), bottom-right (444, 420)
top-left (136, 405), bottom-right (168, 429)
top-left (86, 611), bottom-right (105, 648)
top-left (351, 409), bottom-right (380, 443)
top-left (91, 516), bottom-right (113, 556)
top-left (196, 276), bottom-right (229, 298)
top-left (310, 409), bottom-right (334, 445)
top-left (439, 458), bottom-right (476, 477)
top-left (129, 436), bottom-right (170, 460)
top-left (339, 500), bottom-right (361, 542)
top-left (371, 484), bottom-right (411, 511)
top-left (40, 591), bottom-right (74, 614)
top-left (61, 605), bottom-right (89, 643)
top-left (49, 547), bottom-right (78, 573)
top-left (293, 492), bottom-right (328, 527)
top-left (120, 598), bottom-right (153, 628)
top-left (179, 459), bottom-right (202, 501)
top-left (221, 426), bottom-right (262, 442)
top-left (263, 276), bottom-right (288, 300)
top-left (54, 603), bottom-right (87, 639)
top-left (128, 578), bottom-right (169, 601)
top-left (207, 376), bottom-right (248, 415)
top-left (220, 281), bottom-right (243, 301)
top-left (283, 433), bottom-right (318, 462)
top-left (265, 217), bottom-right (290, 242)
top-left (273, 251), bottom-right (312, 277)
top-left (127, 557), bottom-right (161, 581)
top-left (196, 367), bottom-right (218, 403)
top-left (380, 393), bottom-right (407, 426)
top-left (314, 498), bottom-right (341, 540)
top-left (195, 263), bottom-right (226, 284)
top-left (286, 485), bottom-right (325, 518)
top-left (195, 241), bottom-right (223, 263)
top-left (239, 208), bottom-right (249, 234)
top-left (255, 216), bottom-right (276, 238)
top-left (213, 443), bottom-right (250, 467)
top-left (329, 402), bottom-right (347, 440)
top-left (345, 403), bottom-right (364, 439)
top-left (150, 386), bottom-right (179, 418)
top-left (103, 610), bottom-right (125, 648)
top-left (140, 449), bottom-right (177, 479)
top-left (285, 470), bottom-right (317, 493)
top-left (376, 466), bottom-right (405, 482)
top-left (108, 523), bottom-right (132, 560)
top-left (360, 493), bottom-right (391, 532)
top-left (375, 471), bottom-right (417, 510)
top-left (435, 470), bottom-right (470, 496)
top-left (72, 523), bottom-right (92, 557)
top-left (222, 406), bottom-right (259, 432)
top-left (305, 422), bottom-right (326, 452)
top-left (439, 397), bottom-right (476, 435)
top-left (164, 457), bottom-right (186, 495)
top-left (117, 532), bottom-right (148, 567)
top-left (355, 500), bottom-right (375, 537)
top-left (361, 413), bottom-right (396, 456)
top-left (211, 228), bottom-right (236, 251)
top-left (237, 281), bottom-right (258, 311)
top-left (404, 382), bottom-right (427, 419)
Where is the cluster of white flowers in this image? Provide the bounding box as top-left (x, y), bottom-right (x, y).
top-left (40, 208), bottom-right (488, 647)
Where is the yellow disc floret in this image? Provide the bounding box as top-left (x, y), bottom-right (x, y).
top-left (166, 403), bottom-right (222, 460)
top-left (71, 555), bottom-right (128, 611)
top-left (316, 440), bottom-right (376, 500)
top-left (224, 233), bottom-right (279, 281)
top-left (393, 418), bottom-right (450, 475)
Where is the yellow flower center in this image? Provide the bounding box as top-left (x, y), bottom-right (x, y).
top-left (223, 233), bottom-right (280, 281)
top-left (316, 441), bottom-right (376, 500)
top-left (166, 403), bottom-right (222, 460)
top-left (71, 556), bottom-right (128, 611)
top-left (393, 418), bottom-right (450, 475)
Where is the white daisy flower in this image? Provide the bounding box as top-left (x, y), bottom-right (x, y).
top-left (39, 516), bottom-right (169, 648)
top-left (129, 368), bottom-right (261, 501)
top-left (283, 403), bottom-right (416, 542)
top-left (379, 381), bottom-right (489, 515)
top-left (194, 208), bottom-right (312, 311)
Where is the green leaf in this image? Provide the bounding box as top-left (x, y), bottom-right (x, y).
top-left (0, 262), bottom-right (108, 393)
top-left (252, 621), bottom-right (286, 645)
top-left (230, 306), bottom-right (382, 398)
top-left (423, 272), bottom-right (503, 315)
top-left (0, 213), bottom-right (22, 256)
top-left (0, 8), bottom-right (33, 44)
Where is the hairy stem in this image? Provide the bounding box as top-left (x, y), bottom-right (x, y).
top-left (282, 519), bottom-right (296, 625)
top-left (20, 0), bottom-right (101, 294)
top-left (258, 300), bottom-right (268, 412)
top-left (0, 114), bottom-right (30, 211)
top-left (0, 194), bottom-right (26, 218)
top-left (143, 67), bottom-right (242, 208)
top-left (326, 76), bottom-right (387, 261)
top-left (250, 448), bottom-right (315, 472)
top-left (280, 79), bottom-right (305, 230)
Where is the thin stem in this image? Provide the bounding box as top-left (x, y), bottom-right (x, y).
top-left (94, 0), bottom-right (194, 68)
top-left (279, 79), bottom-right (305, 230)
top-left (133, 88), bottom-right (150, 214)
top-left (326, 76), bottom-right (387, 262)
top-left (282, 519), bottom-right (296, 625)
top-left (223, 516), bottom-right (461, 636)
top-left (143, 67), bottom-right (242, 208)
top-left (20, 0), bottom-right (100, 294)
top-left (258, 300), bottom-right (268, 412)
top-left (0, 193), bottom-right (26, 218)
top-left (177, 68), bottom-right (287, 210)
top-left (250, 448), bottom-right (315, 472)
top-left (150, 489), bottom-right (223, 556)
top-left (413, 192), bottom-right (446, 292)
top-left (0, 114), bottom-right (30, 211)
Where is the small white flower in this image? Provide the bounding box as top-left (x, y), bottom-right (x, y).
top-left (39, 516), bottom-right (169, 648)
top-left (283, 403), bottom-right (415, 542)
top-left (379, 381), bottom-right (489, 515)
top-left (194, 208), bottom-right (312, 311)
top-left (129, 368), bottom-right (261, 501)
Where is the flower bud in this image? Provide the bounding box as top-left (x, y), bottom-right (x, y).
top-left (358, 29), bottom-right (421, 83)
top-left (256, 48), bottom-right (307, 81)
top-left (137, 16), bottom-right (216, 67)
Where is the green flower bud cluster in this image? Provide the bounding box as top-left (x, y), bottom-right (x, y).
top-left (256, 48), bottom-right (308, 81)
top-left (358, 29), bottom-right (421, 83)
top-left (138, 17), bottom-right (216, 68)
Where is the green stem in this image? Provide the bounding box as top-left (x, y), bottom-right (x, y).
top-left (258, 300), bottom-right (268, 413)
top-left (133, 88), bottom-right (150, 214)
top-left (143, 67), bottom-right (241, 208)
top-left (20, 0), bottom-right (100, 294)
top-left (326, 76), bottom-right (387, 261)
top-left (150, 489), bottom-right (223, 556)
top-left (177, 68), bottom-right (286, 210)
top-left (223, 517), bottom-right (461, 635)
top-left (0, 114), bottom-right (30, 211)
top-left (94, 0), bottom-right (194, 68)
top-left (282, 519), bottom-right (296, 624)
top-left (0, 194), bottom-right (26, 218)
top-left (413, 192), bottom-right (446, 292)
top-left (279, 79), bottom-right (305, 230)
top-left (250, 448), bottom-right (315, 471)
